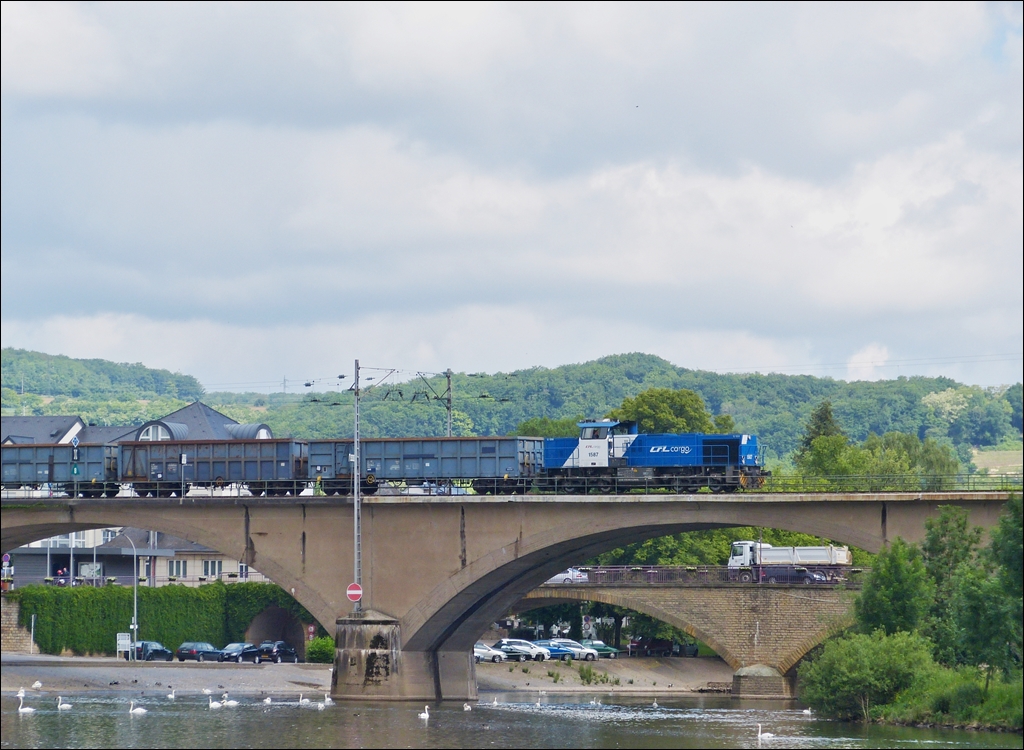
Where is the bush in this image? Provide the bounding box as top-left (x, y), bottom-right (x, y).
top-left (799, 630), bottom-right (934, 721)
top-left (305, 636), bottom-right (335, 664)
top-left (9, 581), bottom-right (323, 655)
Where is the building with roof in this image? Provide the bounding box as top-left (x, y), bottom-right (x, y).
top-left (1, 415), bottom-right (84, 445)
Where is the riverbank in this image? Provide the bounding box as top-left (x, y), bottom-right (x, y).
top-left (476, 655), bottom-right (735, 695)
top-left (1, 653), bottom-right (331, 699)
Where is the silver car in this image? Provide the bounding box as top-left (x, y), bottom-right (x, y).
top-left (474, 642), bottom-right (506, 663)
top-left (493, 638), bottom-right (551, 662)
top-left (544, 567), bottom-right (589, 584)
top-left (550, 637), bottom-right (598, 661)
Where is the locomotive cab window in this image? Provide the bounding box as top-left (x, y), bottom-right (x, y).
top-left (581, 427), bottom-right (609, 440)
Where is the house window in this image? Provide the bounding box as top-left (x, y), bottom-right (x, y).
top-left (139, 425), bottom-right (171, 441)
top-left (167, 560), bottom-right (187, 578)
top-left (203, 559), bottom-right (223, 577)
top-left (238, 563), bottom-right (249, 579)
top-left (102, 529), bottom-right (118, 544)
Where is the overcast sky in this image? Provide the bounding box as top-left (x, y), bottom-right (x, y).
top-left (2, 2), bottom-right (1021, 391)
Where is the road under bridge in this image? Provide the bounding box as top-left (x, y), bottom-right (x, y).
top-left (1, 491), bottom-right (1012, 700)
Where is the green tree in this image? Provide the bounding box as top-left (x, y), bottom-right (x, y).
top-left (856, 538), bottom-right (933, 635)
top-left (987, 494), bottom-right (1023, 664)
top-left (954, 565), bottom-right (1018, 691)
top-left (799, 435), bottom-right (870, 478)
top-left (514, 416), bottom-right (581, 437)
top-left (920, 506), bottom-right (982, 664)
top-left (606, 388), bottom-right (714, 433)
top-left (799, 630), bottom-right (934, 720)
top-left (797, 400), bottom-right (845, 458)
top-left (1005, 383), bottom-right (1023, 433)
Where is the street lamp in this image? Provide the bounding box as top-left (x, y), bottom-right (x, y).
top-left (125, 533), bottom-right (139, 659)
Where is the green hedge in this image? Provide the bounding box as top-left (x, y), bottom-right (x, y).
top-left (305, 636), bottom-right (335, 664)
top-left (9, 581), bottom-right (324, 656)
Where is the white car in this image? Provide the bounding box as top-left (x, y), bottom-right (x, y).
top-left (549, 638), bottom-right (598, 661)
top-left (474, 642), bottom-right (506, 663)
top-left (493, 638), bottom-right (551, 662)
top-left (544, 567), bottom-right (589, 584)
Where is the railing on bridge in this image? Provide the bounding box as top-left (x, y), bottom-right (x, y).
top-left (537, 565), bottom-right (867, 586)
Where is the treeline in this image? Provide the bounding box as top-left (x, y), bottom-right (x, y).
top-left (3, 351), bottom-right (1021, 460)
top-left (799, 497), bottom-right (1023, 730)
top-left (2, 348), bottom-right (203, 402)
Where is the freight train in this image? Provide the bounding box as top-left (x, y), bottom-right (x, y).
top-left (1, 417), bottom-right (767, 497)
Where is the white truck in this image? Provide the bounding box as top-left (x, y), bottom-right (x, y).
top-left (728, 541), bottom-right (852, 584)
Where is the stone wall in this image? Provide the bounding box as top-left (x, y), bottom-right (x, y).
top-left (1, 596), bottom-right (35, 653)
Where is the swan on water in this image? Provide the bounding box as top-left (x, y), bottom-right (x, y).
top-left (16, 688), bottom-right (25, 698)
top-left (209, 696), bottom-right (223, 709)
top-left (222, 693), bottom-right (239, 707)
top-left (757, 724), bottom-right (774, 741)
top-left (315, 702), bottom-right (326, 711)
top-left (463, 703), bottom-right (472, 712)
top-left (57, 697), bottom-right (72, 710)
top-left (298, 693), bottom-right (310, 705)
top-left (802, 708), bottom-right (812, 715)
top-left (129, 701), bottom-right (147, 715)
top-left (418, 705), bottom-right (430, 719)
top-left (166, 689), bottom-right (176, 700)
top-left (32, 681), bottom-right (42, 690)
top-left (492, 697), bottom-right (498, 706)
top-left (202, 688), bottom-right (213, 695)
top-left (323, 693), bottom-right (334, 706)
top-left (263, 696), bottom-right (272, 705)
top-left (652, 699), bottom-right (658, 708)
top-left (17, 696), bottom-right (35, 714)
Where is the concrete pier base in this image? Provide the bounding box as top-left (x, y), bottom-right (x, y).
top-left (731, 664), bottom-right (793, 699)
top-left (331, 610), bottom-right (478, 701)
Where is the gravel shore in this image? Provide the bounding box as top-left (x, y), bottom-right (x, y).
top-left (1, 653), bottom-right (331, 700)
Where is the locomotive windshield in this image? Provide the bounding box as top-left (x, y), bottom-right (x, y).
top-left (581, 427), bottom-right (609, 440)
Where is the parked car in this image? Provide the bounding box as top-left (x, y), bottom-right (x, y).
top-left (544, 568), bottom-right (589, 584)
top-left (176, 641), bottom-right (222, 662)
top-left (473, 642), bottom-right (506, 663)
top-left (492, 638), bottom-right (550, 662)
top-left (219, 642), bottom-right (262, 663)
top-left (628, 636), bottom-right (673, 657)
top-left (549, 638), bottom-right (598, 661)
top-left (125, 641), bottom-right (174, 661)
top-left (674, 642), bottom-right (699, 657)
top-left (532, 640), bottom-right (575, 661)
top-left (581, 639), bottom-right (620, 659)
top-left (258, 640), bottom-right (299, 663)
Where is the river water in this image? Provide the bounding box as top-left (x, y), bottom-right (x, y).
top-left (2, 693), bottom-right (1019, 749)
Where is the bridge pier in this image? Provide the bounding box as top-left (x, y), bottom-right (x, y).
top-left (332, 611), bottom-right (477, 701)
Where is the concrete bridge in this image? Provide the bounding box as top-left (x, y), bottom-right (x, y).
top-left (520, 583), bottom-right (859, 698)
top-left (0, 491), bottom-right (1011, 701)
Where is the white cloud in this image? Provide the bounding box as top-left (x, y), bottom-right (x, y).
top-left (846, 344), bottom-right (891, 382)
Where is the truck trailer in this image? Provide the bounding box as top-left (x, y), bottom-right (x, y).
top-left (728, 541), bottom-right (852, 583)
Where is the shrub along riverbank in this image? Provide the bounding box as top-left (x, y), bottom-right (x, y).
top-left (7, 581), bottom-right (326, 655)
top-left (799, 496), bottom-right (1023, 732)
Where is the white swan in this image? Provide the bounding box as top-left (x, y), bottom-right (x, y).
top-left (263, 696), bottom-right (272, 705)
top-left (57, 696), bottom-right (72, 710)
top-left (222, 693), bottom-right (239, 707)
top-left (757, 723), bottom-right (774, 740)
top-left (129, 701), bottom-right (147, 715)
top-left (463, 703), bottom-right (472, 711)
top-left (209, 696), bottom-right (222, 709)
top-left (802, 707), bottom-right (812, 715)
top-left (166, 689), bottom-right (176, 700)
top-left (298, 693), bottom-right (310, 705)
top-left (17, 696), bottom-right (35, 714)
top-left (32, 681), bottom-right (42, 690)
top-left (418, 705), bottom-right (430, 719)
top-left (16, 687), bottom-right (26, 698)
top-left (323, 693), bottom-right (333, 706)
top-left (492, 697), bottom-right (497, 706)
top-left (202, 688), bottom-right (213, 695)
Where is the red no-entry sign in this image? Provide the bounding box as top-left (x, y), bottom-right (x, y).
top-left (346, 583), bottom-right (363, 602)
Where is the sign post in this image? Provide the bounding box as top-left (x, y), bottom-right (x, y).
top-left (346, 582), bottom-right (363, 603)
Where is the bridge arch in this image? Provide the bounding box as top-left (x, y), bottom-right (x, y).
top-left (0, 509), bottom-right (336, 634)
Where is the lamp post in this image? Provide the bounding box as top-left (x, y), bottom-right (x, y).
top-left (125, 533), bottom-right (139, 659)
top-left (352, 359), bottom-right (362, 614)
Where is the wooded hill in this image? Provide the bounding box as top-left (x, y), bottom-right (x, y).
top-left (3, 349), bottom-right (1021, 460)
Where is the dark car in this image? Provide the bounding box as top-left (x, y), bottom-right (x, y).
top-left (125, 640), bottom-right (174, 661)
top-left (176, 641), bottom-right (222, 662)
top-left (219, 642), bottom-right (262, 663)
top-left (257, 640), bottom-right (299, 663)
